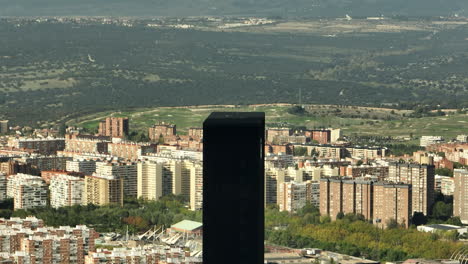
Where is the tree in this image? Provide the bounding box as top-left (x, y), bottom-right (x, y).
top-left (386, 218), bottom-right (399, 229)
top-left (336, 212), bottom-right (345, 220)
top-left (412, 212), bottom-right (428, 226)
top-left (431, 201), bottom-right (452, 221)
top-left (435, 168), bottom-right (453, 177)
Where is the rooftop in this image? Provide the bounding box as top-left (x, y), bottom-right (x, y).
top-left (171, 220), bottom-right (203, 231)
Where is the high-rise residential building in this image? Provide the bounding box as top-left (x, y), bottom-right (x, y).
top-left (7, 138), bottom-right (65, 155)
top-left (305, 129), bottom-right (331, 144)
top-left (341, 165), bottom-right (389, 180)
top-left (320, 178), bottom-right (412, 228)
top-left (203, 112), bottom-right (264, 264)
top-left (7, 174), bottom-right (48, 210)
top-left (148, 122), bottom-right (176, 141)
top-left (41, 170), bottom-right (84, 185)
top-left (98, 117), bottom-right (129, 138)
top-left (388, 163), bottom-right (435, 215)
top-left (265, 168), bottom-right (285, 205)
top-left (345, 146), bottom-right (386, 160)
top-left (278, 182), bottom-right (308, 212)
top-left (0, 173), bottom-right (6, 202)
top-left (373, 182), bottom-right (412, 228)
top-left (95, 161), bottom-right (137, 197)
top-left (84, 175), bottom-right (123, 206)
top-left (453, 169), bottom-right (468, 224)
top-left (0, 217), bottom-right (97, 264)
top-left (190, 162), bottom-right (203, 211)
top-left (137, 161), bottom-right (163, 201)
top-left (161, 160), bottom-right (182, 196)
top-left (66, 158), bottom-right (97, 175)
top-left (306, 181), bottom-right (320, 208)
top-left (420, 136), bottom-right (444, 147)
top-left (15, 155), bottom-right (71, 174)
top-left (435, 175), bottom-right (455, 196)
top-left (0, 120), bottom-right (8, 134)
top-left (49, 174), bottom-right (84, 208)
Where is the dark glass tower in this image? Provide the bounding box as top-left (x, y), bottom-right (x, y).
top-left (203, 112), bottom-right (265, 264)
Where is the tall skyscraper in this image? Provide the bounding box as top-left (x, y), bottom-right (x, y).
top-left (203, 112), bottom-right (264, 264)
top-left (453, 169), bottom-right (468, 224)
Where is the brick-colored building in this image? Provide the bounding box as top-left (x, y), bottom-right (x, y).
top-left (65, 134), bottom-right (110, 154)
top-left (453, 169), bottom-right (468, 224)
top-left (265, 144), bottom-right (294, 155)
top-left (108, 142), bottom-right (156, 161)
top-left (41, 170), bottom-right (84, 185)
top-left (305, 130), bottom-right (331, 144)
top-left (373, 183), bottom-right (412, 228)
top-left (188, 127), bottom-right (203, 139)
top-left (341, 165), bottom-right (389, 180)
top-left (149, 122), bottom-right (176, 141)
top-left (320, 178), bottom-right (412, 228)
top-left (266, 128), bottom-right (292, 142)
top-left (98, 117), bottom-right (129, 138)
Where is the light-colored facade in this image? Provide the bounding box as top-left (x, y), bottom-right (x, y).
top-left (7, 138), bottom-right (65, 155)
top-left (95, 161), bottom-right (137, 197)
top-left (84, 175), bottom-right (123, 206)
top-left (388, 163), bottom-right (435, 215)
top-left (50, 174), bottom-right (84, 208)
top-left (0, 217), bottom-right (97, 264)
top-left (190, 162), bottom-right (203, 211)
top-left (457, 135), bottom-right (468, 143)
top-left (0, 173), bottom-right (6, 202)
top-left (66, 159), bottom-right (97, 175)
top-left (435, 175), bottom-right (455, 196)
top-left (137, 161), bottom-right (163, 201)
top-left (454, 169), bottom-right (468, 224)
top-left (7, 174), bottom-right (48, 210)
top-left (85, 247), bottom-right (201, 264)
top-left (420, 136), bottom-right (444, 147)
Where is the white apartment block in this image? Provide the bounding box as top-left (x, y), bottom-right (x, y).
top-left (137, 161), bottom-right (163, 201)
top-left (420, 136), bottom-right (444, 147)
top-left (96, 161), bottom-right (137, 197)
top-left (190, 162), bottom-right (203, 211)
top-left (457, 134), bottom-right (468, 143)
top-left (0, 173), bottom-right (6, 202)
top-left (49, 174), bottom-right (84, 208)
top-left (7, 174), bottom-right (48, 210)
top-left (66, 158), bottom-right (97, 175)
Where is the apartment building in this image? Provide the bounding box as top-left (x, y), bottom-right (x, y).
top-left (65, 134), bottom-right (110, 154)
top-left (7, 138), bottom-right (65, 155)
top-left (41, 170), bottom-right (84, 185)
top-left (373, 182), bottom-right (412, 228)
top-left (345, 147), bottom-right (386, 160)
top-left (137, 161), bottom-right (163, 201)
top-left (7, 174), bottom-right (48, 210)
top-left (190, 162), bottom-right (203, 211)
top-left (15, 155), bottom-right (71, 174)
top-left (0, 217), bottom-right (97, 264)
top-left (50, 174), bottom-right (84, 208)
top-left (85, 247), bottom-right (202, 264)
top-left (388, 163), bottom-right (435, 215)
top-left (266, 128), bottom-right (292, 142)
top-left (305, 129), bottom-right (331, 144)
top-left (341, 165), bottom-right (389, 180)
top-left (84, 174), bottom-right (123, 206)
top-left (66, 158), bottom-right (97, 175)
top-left (148, 122), bottom-right (177, 141)
top-left (420, 136), bottom-right (444, 147)
top-left (303, 145), bottom-right (344, 160)
top-left (95, 161), bottom-right (137, 197)
top-left (188, 127), bottom-right (203, 139)
top-left (435, 175), bottom-right (455, 196)
top-left (320, 178), bottom-right (412, 228)
top-left (98, 117), bottom-right (129, 138)
top-left (108, 142), bottom-right (156, 161)
top-left (453, 169), bottom-right (468, 224)
top-left (0, 120), bottom-right (8, 134)
top-left (0, 173), bottom-right (6, 202)
top-left (278, 181), bottom-right (320, 212)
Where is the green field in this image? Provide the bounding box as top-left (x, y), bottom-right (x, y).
top-left (68, 104), bottom-right (468, 140)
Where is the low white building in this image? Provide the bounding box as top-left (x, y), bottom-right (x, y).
top-left (417, 224), bottom-right (467, 235)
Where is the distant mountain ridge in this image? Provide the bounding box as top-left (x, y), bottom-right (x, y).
top-left (0, 0), bottom-right (467, 17)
